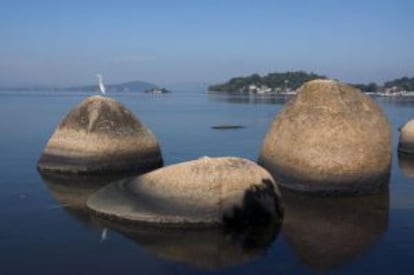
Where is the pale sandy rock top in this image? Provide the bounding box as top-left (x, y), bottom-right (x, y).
top-left (38, 95), bottom-right (163, 173)
top-left (398, 119), bottom-right (414, 157)
top-left (401, 119), bottom-right (414, 135)
top-left (58, 95), bottom-right (143, 136)
top-left (399, 119), bottom-right (414, 153)
top-left (42, 95), bottom-right (159, 157)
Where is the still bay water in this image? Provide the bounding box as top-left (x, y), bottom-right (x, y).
top-left (1, 91), bottom-right (414, 274)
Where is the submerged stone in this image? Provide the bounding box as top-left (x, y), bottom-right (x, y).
top-left (37, 95), bottom-right (163, 174)
top-left (398, 119), bottom-right (414, 154)
top-left (87, 157), bottom-right (283, 226)
top-left (211, 125), bottom-right (245, 130)
top-left (258, 79), bottom-right (392, 194)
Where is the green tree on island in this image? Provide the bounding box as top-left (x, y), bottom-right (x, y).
top-left (208, 71), bottom-right (326, 93)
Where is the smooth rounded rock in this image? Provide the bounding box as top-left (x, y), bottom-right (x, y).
top-left (87, 157), bottom-right (283, 226)
top-left (258, 79), bottom-right (392, 194)
top-left (398, 119), bottom-right (414, 154)
top-left (37, 95), bottom-right (163, 174)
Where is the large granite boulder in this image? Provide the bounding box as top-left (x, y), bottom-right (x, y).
top-left (398, 119), bottom-right (414, 154)
top-left (87, 157), bottom-right (283, 226)
top-left (38, 95), bottom-right (163, 174)
top-left (258, 79), bottom-right (392, 194)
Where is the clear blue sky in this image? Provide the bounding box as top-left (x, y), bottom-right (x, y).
top-left (0, 0), bottom-right (413, 86)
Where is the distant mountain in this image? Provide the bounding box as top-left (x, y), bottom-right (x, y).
top-left (0, 80), bottom-right (157, 92)
top-left (208, 72), bottom-right (414, 94)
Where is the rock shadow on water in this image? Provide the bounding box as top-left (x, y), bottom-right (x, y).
top-left (95, 216), bottom-right (281, 270)
top-left (281, 187), bottom-right (389, 272)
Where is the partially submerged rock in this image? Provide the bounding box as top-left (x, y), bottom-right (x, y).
top-left (87, 157), bottom-right (283, 226)
top-left (398, 119), bottom-right (414, 154)
top-left (211, 125), bottom-right (245, 130)
top-left (37, 95), bottom-right (163, 174)
top-left (258, 79), bottom-right (392, 194)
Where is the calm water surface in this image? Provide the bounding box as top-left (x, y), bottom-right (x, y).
top-left (1, 91), bottom-right (414, 274)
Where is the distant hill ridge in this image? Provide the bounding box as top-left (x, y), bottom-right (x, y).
top-left (0, 80), bottom-right (157, 92)
top-left (208, 71), bottom-right (414, 93)
top-left (209, 71), bottom-right (326, 93)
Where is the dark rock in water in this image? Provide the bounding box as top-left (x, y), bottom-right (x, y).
top-left (37, 95), bottom-right (163, 174)
top-left (282, 188), bottom-right (389, 272)
top-left (87, 157), bottom-right (283, 226)
top-left (211, 125), bottom-right (245, 130)
top-left (258, 79), bottom-right (392, 194)
top-left (96, 218), bottom-right (280, 270)
top-left (398, 119), bottom-right (414, 154)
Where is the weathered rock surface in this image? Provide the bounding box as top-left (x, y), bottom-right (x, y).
top-left (398, 119), bottom-right (414, 154)
top-left (38, 95), bottom-right (163, 174)
top-left (87, 157), bottom-right (283, 226)
top-left (258, 79), bottom-right (392, 194)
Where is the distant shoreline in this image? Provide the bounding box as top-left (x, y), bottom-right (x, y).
top-left (208, 71), bottom-right (414, 95)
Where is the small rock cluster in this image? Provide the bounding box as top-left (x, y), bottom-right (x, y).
top-left (39, 79), bottom-right (397, 228)
top-left (38, 95), bottom-right (282, 227)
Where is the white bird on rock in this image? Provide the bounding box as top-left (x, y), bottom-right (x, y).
top-left (96, 74), bottom-right (106, 95)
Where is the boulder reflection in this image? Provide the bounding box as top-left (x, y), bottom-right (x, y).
top-left (97, 219), bottom-right (280, 270)
top-left (282, 188), bottom-right (389, 272)
top-left (39, 171), bottom-right (127, 230)
top-left (398, 153), bottom-right (414, 178)
top-left (40, 171), bottom-right (280, 270)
